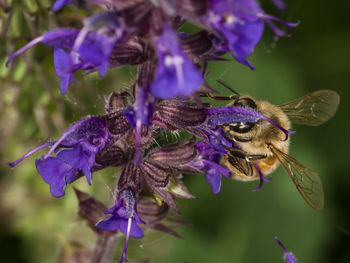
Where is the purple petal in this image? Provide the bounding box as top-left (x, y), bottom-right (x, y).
top-left (204, 160), bottom-right (231, 178)
top-left (35, 157), bottom-right (76, 197)
top-left (205, 169), bottom-right (222, 195)
top-left (151, 25), bottom-right (203, 99)
top-left (210, 0), bottom-right (261, 14)
top-left (119, 219), bottom-right (144, 238)
top-left (78, 34), bottom-right (114, 77)
top-left (42, 28), bottom-right (79, 49)
top-left (96, 217), bottom-right (122, 231)
top-left (52, 0), bottom-right (74, 11)
top-left (45, 116), bottom-right (108, 158)
top-left (152, 55), bottom-right (203, 99)
top-left (54, 48), bottom-right (75, 94)
top-left (56, 144), bottom-right (95, 185)
top-left (35, 143), bottom-right (98, 198)
top-left (230, 19), bottom-right (264, 69)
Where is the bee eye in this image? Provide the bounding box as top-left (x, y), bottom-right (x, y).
top-left (234, 98), bottom-right (257, 109)
top-left (229, 122), bottom-right (255, 133)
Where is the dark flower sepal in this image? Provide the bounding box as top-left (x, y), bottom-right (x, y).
top-left (137, 199), bottom-right (189, 239)
top-left (74, 188), bottom-right (108, 234)
top-left (154, 99), bottom-right (208, 129)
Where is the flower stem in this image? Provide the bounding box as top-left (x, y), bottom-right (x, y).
top-left (90, 233), bottom-right (118, 263)
top-left (90, 176), bottom-right (121, 263)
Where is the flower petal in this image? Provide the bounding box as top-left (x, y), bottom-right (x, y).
top-left (205, 169), bottom-right (222, 195)
top-left (53, 48), bottom-right (75, 94)
top-left (119, 219), bottom-right (144, 238)
top-left (35, 157), bottom-right (75, 197)
top-left (96, 217), bottom-right (122, 231)
top-left (151, 25), bottom-right (203, 98)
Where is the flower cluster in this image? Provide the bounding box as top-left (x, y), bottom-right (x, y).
top-left (6, 0), bottom-right (299, 262)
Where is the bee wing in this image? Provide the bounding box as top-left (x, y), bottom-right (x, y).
top-left (278, 89), bottom-right (339, 126)
top-left (269, 144), bottom-right (324, 210)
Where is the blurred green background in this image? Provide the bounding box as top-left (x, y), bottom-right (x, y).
top-left (1, 0), bottom-right (350, 262)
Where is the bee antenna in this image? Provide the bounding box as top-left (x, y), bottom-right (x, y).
top-left (202, 62), bottom-right (209, 77)
top-left (216, 79), bottom-right (239, 95)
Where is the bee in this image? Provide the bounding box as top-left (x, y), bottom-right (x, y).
top-left (209, 81), bottom-right (340, 210)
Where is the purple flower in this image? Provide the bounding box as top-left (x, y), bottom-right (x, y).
top-left (190, 130), bottom-right (232, 194)
top-left (151, 24), bottom-right (203, 99)
top-left (6, 28), bottom-right (79, 67)
top-left (7, 13), bottom-right (122, 94)
top-left (7, 117), bottom-right (111, 197)
top-left (97, 189), bottom-right (144, 263)
top-left (275, 236), bottom-right (298, 263)
top-left (53, 47), bottom-right (79, 94)
top-left (204, 0), bottom-right (264, 69)
top-left (204, 0), bottom-right (298, 69)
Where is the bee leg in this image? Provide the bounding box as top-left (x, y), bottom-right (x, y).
top-left (229, 149), bottom-right (247, 159)
top-left (246, 154), bottom-right (267, 162)
top-left (246, 161), bottom-right (254, 177)
top-left (227, 155), bottom-right (251, 176)
top-left (227, 154), bottom-right (254, 177)
top-left (229, 149), bottom-right (266, 177)
top-left (233, 136), bottom-right (252, 142)
top-left (229, 149), bottom-right (266, 162)
top-left (205, 94), bottom-right (236, 101)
